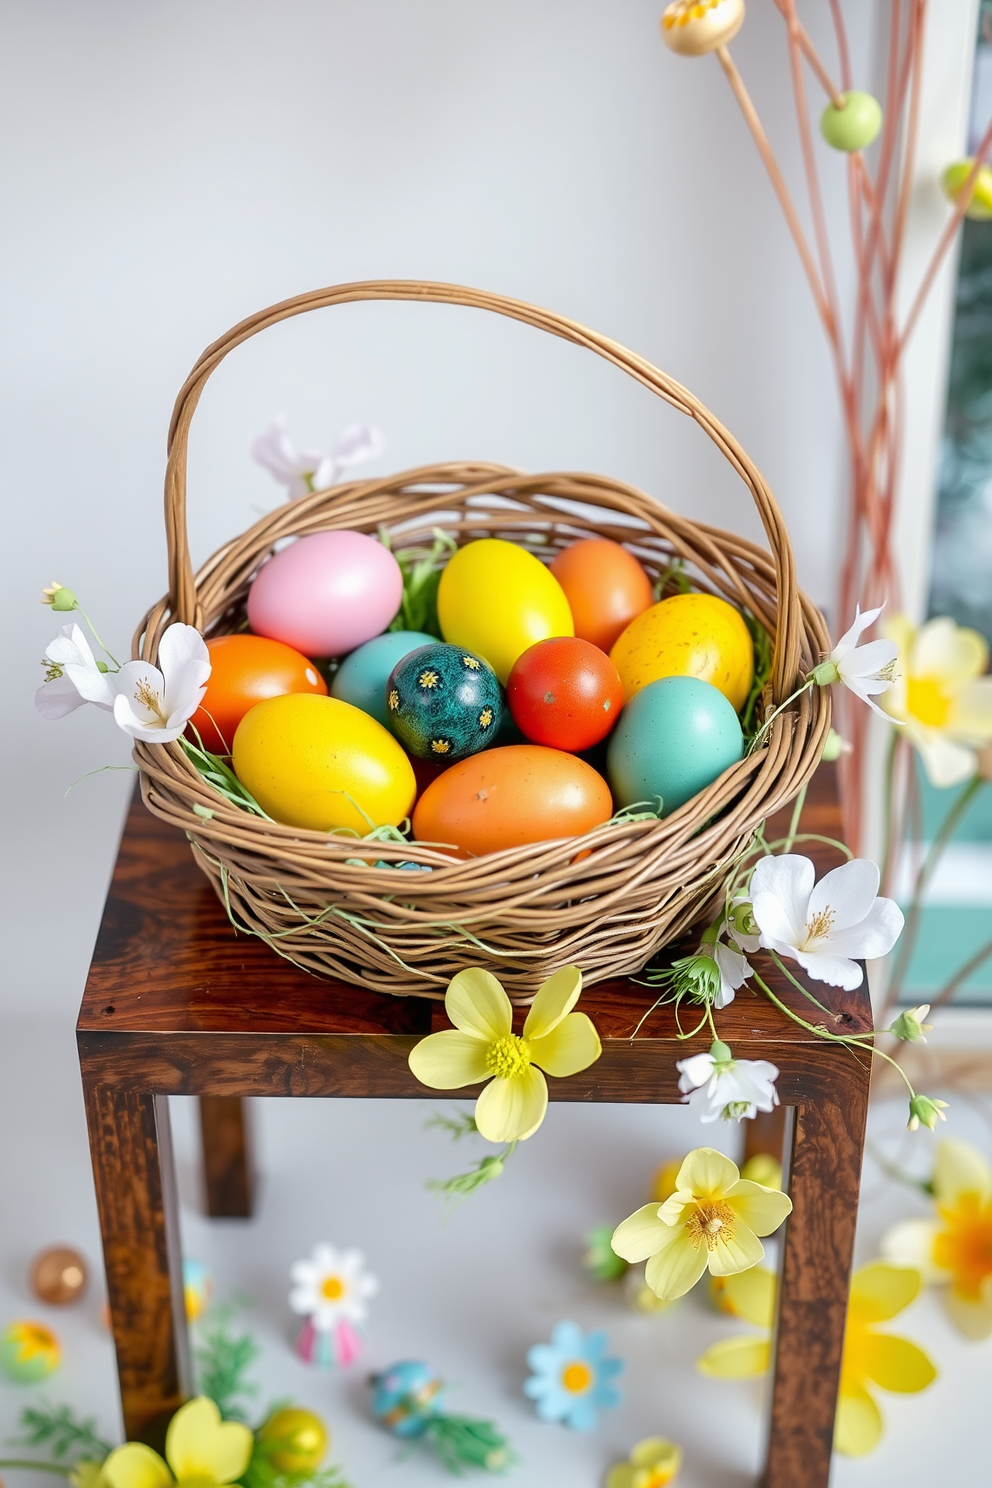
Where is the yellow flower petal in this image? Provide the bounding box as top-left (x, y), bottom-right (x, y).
top-left (165, 1397), bottom-right (253, 1485)
top-left (644, 1222), bottom-right (709, 1300)
top-left (848, 1263), bottom-right (921, 1324)
top-left (944, 1284), bottom-right (992, 1340)
top-left (912, 616), bottom-right (988, 684)
top-left (719, 1266), bottom-right (777, 1328)
top-left (605, 1467), bottom-right (636, 1488)
top-left (630, 1437), bottom-right (682, 1474)
top-left (934, 1137), bottom-right (992, 1208)
top-left (707, 1222), bottom-right (765, 1278)
top-left (697, 1333), bottom-right (771, 1379)
top-left (676, 1146), bottom-right (740, 1201)
top-left (950, 677), bottom-right (992, 742)
top-left (726, 1179), bottom-right (793, 1237)
top-left (527, 1011), bottom-right (601, 1077)
top-left (445, 967), bottom-right (512, 1041)
top-left (522, 965), bottom-right (583, 1040)
top-left (474, 1065), bottom-right (547, 1142)
top-left (611, 1204), bottom-right (672, 1263)
top-left (408, 1030), bottom-right (492, 1089)
top-left (860, 1331), bottom-right (936, 1393)
top-left (102, 1444), bottom-right (172, 1488)
top-left (834, 1381), bottom-right (883, 1456)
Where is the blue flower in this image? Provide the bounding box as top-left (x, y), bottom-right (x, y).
top-left (524, 1321), bottom-right (624, 1430)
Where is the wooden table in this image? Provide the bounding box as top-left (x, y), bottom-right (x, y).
top-left (77, 762), bottom-right (870, 1488)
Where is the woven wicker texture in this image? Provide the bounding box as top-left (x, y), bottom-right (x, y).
top-left (132, 281), bottom-right (830, 999)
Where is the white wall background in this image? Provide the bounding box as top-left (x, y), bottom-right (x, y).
top-left (1, 0), bottom-right (880, 1017)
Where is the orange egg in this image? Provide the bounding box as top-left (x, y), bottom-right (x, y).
top-left (412, 744), bottom-right (613, 859)
top-left (190, 635), bottom-right (327, 754)
top-left (550, 538), bottom-right (655, 652)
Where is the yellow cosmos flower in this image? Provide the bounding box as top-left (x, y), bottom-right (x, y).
top-left (102, 1398), bottom-right (253, 1488)
top-left (698, 1263), bottom-right (936, 1457)
top-left (883, 1138), bottom-right (992, 1339)
top-left (611, 1148), bottom-right (792, 1301)
top-left (606, 1436), bottom-right (683, 1488)
top-left (408, 966), bottom-right (601, 1144)
top-left (882, 614), bottom-right (992, 787)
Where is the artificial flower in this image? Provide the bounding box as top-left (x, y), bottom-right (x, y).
top-left (407, 966), bottom-right (601, 1144)
top-left (41, 580), bottom-right (78, 611)
top-left (881, 614), bottom-right (992, 787)
top-left (883, 1138), bottom-right (992, 1338)
top-left (251, 415), bottom-right (385, 500)
top-left (676, 1040), bottom-right (779, 1123)
top-left (523, 1321), bottom-right (623, 1431)
top-left (725, 894), bottom-right (761, 954)
top-left (611, 1147), bottom-right (791, 1302)
top-left (748, 852), bottom-right (904, 990)
top-left (35, 623), bottom-right (114, 720)
top-left (289, 1243), bottom-right (378, 1332)
top-left (699, 1266), bottom-right (776, 1379)
top-left (112, 624), bottom-right (211, 744)
top-left (606, 1436), bottom-right (682, 1488)
top-left (889, 1003), bottom-right (933, 1043)
top-left (701, 932), bottom-right (752, 1010)
top-left (907, 1095), bottom-right (948, 1132)
top-left (810, 603), bottom-right (900, 720)
top-left (661, 0), bottom-right (744, 56)
top-left (102, 1397), bottom-right (252, 1488)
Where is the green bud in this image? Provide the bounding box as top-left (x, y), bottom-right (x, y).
top-left (822, 728), bottom-right (847, 762)
top-left (42, 581), bottom-right (79, 610)
top-left (669, 953), bottom-right (722, 1006)
top-left (709, 1039), bottom-right (733, 1064)
top-left (908, 1095), bottom-right (949, 1132)
top-left (811, 659), bottom-right (841, 687)
top-left (478, 1156), bottom-right (504, 1179)
top-left (890, 1004), bottom-right (932, 1043)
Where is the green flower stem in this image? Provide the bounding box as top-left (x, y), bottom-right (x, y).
top-left (879, 728), bottom-right (900, 893)
top-left (767, 951), bottom-right (838, 1019)
top-left (783, 783), bottom-right (808, 854)
top-left (865, 1138), bottom-right (934, 1197)
top-left (0, 1462), bottom-right (74, 1476)
top-left (74, 604), bottom-right (121, 670)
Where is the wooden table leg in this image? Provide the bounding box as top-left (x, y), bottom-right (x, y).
top-left (80, 1077), bottom-right (191, 1443)
top-left (762, 1058), bottom-right (870, 1488)
top-left (199, 1096), bottom-right (256, 1218)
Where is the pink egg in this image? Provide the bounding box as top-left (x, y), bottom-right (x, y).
top-left (247, 531), bottom-right (403, 657)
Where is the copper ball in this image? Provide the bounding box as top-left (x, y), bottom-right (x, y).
top-left (29, 1247), bottom-right (89, 1306)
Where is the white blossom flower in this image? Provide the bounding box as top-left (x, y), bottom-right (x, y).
top-left (251, 415), bottom-right (385, 500)
top-left (112, 624), bottom-right (210, 744)
top-left (812, 603), bottom-right (900, 719)
top-left (35, 623), bottom-right (115, 720)
top-left (289, 1243), bottom-right (379, 1331)
top-left (725, 894), bottom-right (761, 954)
top-left (676, 1041), bottom-right (780, 1123)
top-left (749, 853), bottom-right (904, 991)
top-left (703, 936), bottom-right (753, 1011)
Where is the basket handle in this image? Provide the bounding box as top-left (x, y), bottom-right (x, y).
top-left (164, 280), bottom-right (802, 700)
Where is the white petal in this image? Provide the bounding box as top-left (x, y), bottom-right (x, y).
top-left (806, 858), bottom-right (879, 933)
top-left (831, 603), bottom-right (884, 660)
top-left (792, 948), bottom-right (864, 989)
top-left (823, 897), bottom-right (904, 961)
top-left (914, 732), bottom-right (978, 789)
top-left (881, 1219), bottom-right (944, 1283)
top-left (64, 662), bottom-right (114, 709)
top-left (838, 637), bottom-right (898, 682)
top-left (676, 1053), bottom-right (715, 1093)
top-left (332, 423), bottom-right (386, 469)
top-left (35, 676), bottom-right (87, 719)
top-left (749, 855), bottom-right (814, 945)
top-left (46, 623), bottom-right (93, 667)
top-left (158, 623), bottom-right (209, 679)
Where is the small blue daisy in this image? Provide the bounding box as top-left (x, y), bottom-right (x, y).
top-left (524, 1320), bottom-right (624, 1430)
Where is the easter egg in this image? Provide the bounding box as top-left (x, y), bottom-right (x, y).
top-left (412, 745), bottom-right (613, 858)
top-left (247, 531), bottom-right (402, 657)
top-left (232, 694), bottom-right (416, 833)
top-left (610, 593), bottom-right (754, 710)
top-left (182, 1259), bottom-right (213, 1322)
top-left (332, 630), bottom-right (437, 727)
top-left (437, 539), bottom-right (573, 683)
top-left (189, 635), bottom-right (327, 754)
top-left (370, 1361), bottom-right (445, 1437)
top-left (507, 637), bottom-right (623, 751)
top-left (386, 644), bottom-right (503, 762)
top-left (258, 1408), bottom-right (329, 1471)
top-left (549, 538), bottom-right (654, 652)
top-left (29, 1247), bottom-right (88, 1307)
top-left (0, 1322), bottom-right (61, 1382)
top-left (820, 91), bottom-right (882, 153)
top-left (606, 676), bottom-right (743, 816)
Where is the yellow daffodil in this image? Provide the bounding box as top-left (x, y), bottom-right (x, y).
top-left (883, 1137), bottom-right (992, 1339)
top-left (611, 1148), bottom-right (791, 1301)
top-left (102, 1398), bottom-right (253, 1488)
top-left (408, 966), bottom-right (601, 1143)
top-left (606, 1436), bottom-right (683, 1488)
top-left (698, 1262), bottom-right (936, 1456)
top-left (882, 614), bottom-right (992, 787)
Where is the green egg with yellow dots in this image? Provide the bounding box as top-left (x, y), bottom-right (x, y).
top-left (386, 644), bottom-right (503, 762)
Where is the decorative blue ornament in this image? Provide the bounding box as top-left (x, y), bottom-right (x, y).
top-left (385, 644), bottom-right (503, 761)
top-left (369, 1359), bottom-right (513, 1473)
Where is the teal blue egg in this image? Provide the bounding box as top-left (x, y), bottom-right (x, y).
top-left (332, 631), bottom-right (436, 726)
top-left (607, 676), bottom-right (743, 816)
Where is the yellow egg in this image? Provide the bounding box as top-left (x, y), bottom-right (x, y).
top-left (232, 694), bottom-right (416, 833)
top-left (437, 538), bottom-right (574, 683)
top-left (258, 1408), bottom-right (329, 1472)
top-left (610, 593), bottom-right (754, 710)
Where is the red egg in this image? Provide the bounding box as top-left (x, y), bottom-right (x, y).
top-left (189, 635), bottom-right (326, 755)
top-left (550, 538), bottom-right (654, 652)
top-left (507, 637), bottom-right (623, 751)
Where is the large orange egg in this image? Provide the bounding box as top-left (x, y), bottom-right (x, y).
top-left (412, 745), bottom-right (613, 858)
top-left (550, 538), bottom-right (655, 652)
top-left (190, 635), bottom-right (327, 754)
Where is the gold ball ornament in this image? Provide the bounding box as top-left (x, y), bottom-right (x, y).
top-left (29, 1247), bottom-right (89, 1306)
top-left (258, 1408), bottom-right (329, 1473)
top-left (943, 160), bottom-right (992, 221)
top-left (661, 0), bottom-right (745, 56)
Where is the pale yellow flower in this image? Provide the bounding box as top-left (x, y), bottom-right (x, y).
top-left (611, 1148), bottom-right (791, 1301)
top-left (408, 966), bottom-right (601, 1143)
top-left (102, 1398), bottom-right (253, 1488)
top-left (661, 0), bottom-right (744, 56)
top-left (882, 614), bottom-right (992, 786)
top-left (606, 1436), bottom-right (683, 1488)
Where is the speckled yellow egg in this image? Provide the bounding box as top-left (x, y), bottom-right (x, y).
top-left (609, 593), bottom-right (754, 710)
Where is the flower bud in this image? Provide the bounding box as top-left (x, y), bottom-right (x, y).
top-left (41, 582), bottom-right (78, 611)
top-left (661, 0), bottom-right (745, 56)
top-left (811, 659), bottom-right (841, 687)
top-left (890, 1004), bottom-right (932, 1043)
top-left (821, 728), bottom-right (851, 762)
top-left (907, 1095), bottom-right (949, 1132)
top-left (709, 1039), bottom-right (733, 1064)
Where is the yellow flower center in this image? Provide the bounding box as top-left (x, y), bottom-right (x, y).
top-left (635, 1470), bottom-right (677, 1488)
top-left (801, 906), bottom-right (835, 947)
top-left (485, 1034), bottom-right (532, 1080)
top-left (561, 1360), bottom-right (593, 1393)
top-left (14, 1324), bottom-right (58, 1359)
top-left (934, 1196), bottom-right (992, 1299)
top-left (906, 676), bottom-right (953, 728)
top-left (663, 0), bottom-right (724, 26)
top-left (320, 1275), bottom-right (345, 1300)
top-left (135, 679), bottom-right (167, 723)
top-left (685, 1200), bottom-right (737, 1251)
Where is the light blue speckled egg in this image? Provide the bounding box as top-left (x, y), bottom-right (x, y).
top-left (607, 675), bottom-right (743, 816)
top-left (331, 631), bottom-right (436, 726)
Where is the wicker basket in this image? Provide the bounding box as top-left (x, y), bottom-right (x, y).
top-left (133, 281), bottom-right (830, 1000)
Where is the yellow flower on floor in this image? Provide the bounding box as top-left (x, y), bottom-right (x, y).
top-left (882, 614), bottom-right (992, 786)
top-left (700, 1267), bottom-right (776, 1379)
top-left (102, 1398), bottom-right (253, 1488)
top-left (698, 1262), bottom-right (936, 1456)
top-left (606, 1436), bottom-right (683, 1488)
top-left (611, 1148), bottom-right (791, 1301)
top-left (408, 966), bottom-right (601, 1143)
top-left (883, 1137), bottom-right (992, 1339)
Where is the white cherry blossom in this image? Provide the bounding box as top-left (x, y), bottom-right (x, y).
top-left (676, 1042), bottom-right (780, 1123)
top-left (35, 623), bottom-right (115, 720)
top-left (812, 603), bottom-right (900, 720)
top-left (703, 935), bottom-right (752, 1010)
top-left (112, 624), bottom-right (210, 744)
top-left (251, 415), bottom-right (385, 500)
